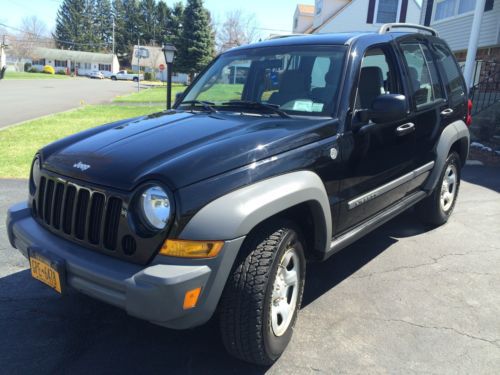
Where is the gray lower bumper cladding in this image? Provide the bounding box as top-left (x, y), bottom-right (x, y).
top-left (6, 202), bottom-right (245, 329)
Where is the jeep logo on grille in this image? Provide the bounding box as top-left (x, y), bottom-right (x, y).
top-left (73, 162), bottom-right (91, 171)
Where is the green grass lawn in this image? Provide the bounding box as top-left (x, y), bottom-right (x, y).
top-left (114, 84), bottom-right (186, 103)
top-left (113, 83), bottom-right (245, 104)
top-left (4, 71), bottom-right (70, 80)
top-left (0, 105), bottom-right (164, 178)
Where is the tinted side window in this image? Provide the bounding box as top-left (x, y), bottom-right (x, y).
top-left (355, 47), bottom-right (401, 110)
top-left (432, 43), bottom-right (466, 107)
top-left (400, 42), bottom-right (444, 109)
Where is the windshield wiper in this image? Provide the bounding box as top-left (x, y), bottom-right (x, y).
top-left (179, 100), bottom-right (217, 113)
top-left (221, 100), bottom-right (290, 118)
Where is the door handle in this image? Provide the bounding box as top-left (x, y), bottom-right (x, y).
top-left (396, 122), bottom-right (415, 136)
top-left (440, 108), bottom-right (454, 116)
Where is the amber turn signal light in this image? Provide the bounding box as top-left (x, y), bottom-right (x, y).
top-left (159, 239), bottom-right (224, 258)
top-left (183, 287), bottom-right (202, 310)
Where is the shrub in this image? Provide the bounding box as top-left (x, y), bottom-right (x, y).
top-left (42, 65), bottom-right (55, 75)
top-left (56, 70), bottom-right (67, 75)
top-left (29, 67), bottom-right (39, 73)
top-left (144, 72), bottom-right (152, 81)
top-left (24, 62), bottom-right (32, 72)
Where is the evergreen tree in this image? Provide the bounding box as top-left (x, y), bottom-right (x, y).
top-left (112, 0), bottom-right (128, 62)
top-left (94, 0), bottom-right (113, 51)
top-left (176, 0), bottom-right (214, 79)
top-left (54, 0), bottom-right (91, 50)
top-left (139, 0), bottom-right (158, 45)
top-left (122, 0), bottom-right (141, 62)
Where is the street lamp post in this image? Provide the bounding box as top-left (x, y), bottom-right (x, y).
top-left (162, 43), bottom-right (177, 110)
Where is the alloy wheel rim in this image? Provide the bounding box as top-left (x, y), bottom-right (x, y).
top-left (271, 244), bottom-right (301, 337)
top-left (440, 164), bottom-right (457, 212)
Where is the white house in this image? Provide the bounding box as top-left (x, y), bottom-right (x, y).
top-left (131, 45), bottom-right (189, 84)
top-left (420, 0), bottom-right (499, 84)
top-left (30, 47), bottom-right (120, 76)
top-left (293, 4), bottom-right (315, 33)
top-left (293, 0), bottom-right (421, 34)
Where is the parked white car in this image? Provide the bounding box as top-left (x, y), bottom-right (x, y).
top-left (88, 71), bottom-right (104, 79)
top-left (110, 70), bottom-right (144, 82)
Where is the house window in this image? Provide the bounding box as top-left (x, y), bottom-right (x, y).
top-left (434, 0), bottom-right (475, 21)
top-left (99, 64), bottom-right (111, 71)
top-left (54, 60), bottom-right (67, 68)
top-left (83, 63), bottom-right (91, 70)
top-left (376, 0), bottom-right (400, 23)
top-left (32, 58), bottom-right (45, 66)
top-left (294, 17), bottom-right (298, 30)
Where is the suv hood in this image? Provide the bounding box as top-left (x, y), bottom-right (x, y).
top-left (43, 111), bottom-right (337, 191)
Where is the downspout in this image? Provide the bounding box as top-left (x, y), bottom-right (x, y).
top-left (463, 0), bottom-right (486, 90)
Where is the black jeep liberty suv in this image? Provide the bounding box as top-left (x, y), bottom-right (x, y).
top-left (7, 24), bottom-right (471, 365)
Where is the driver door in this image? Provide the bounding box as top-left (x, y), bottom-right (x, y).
top-left (335, 45), bottom-right (417, 234)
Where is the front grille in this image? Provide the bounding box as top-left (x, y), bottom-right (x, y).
top-left (35, 175), bottom-right (122, 252)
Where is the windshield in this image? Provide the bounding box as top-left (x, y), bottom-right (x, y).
top-left (180, 45), bottom-right (347, 117)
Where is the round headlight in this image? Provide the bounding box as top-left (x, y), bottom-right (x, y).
top-left (32, 157), bottom-right (41, 188)
top-left (140, 186), bottom-right (171, 230)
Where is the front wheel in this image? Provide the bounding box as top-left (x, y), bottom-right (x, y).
top-left (416, 151), bottom-right (461, 226)
top-left (133, 77), bottom-right (138, 82)
top-left (219, 221), bottom-right (306, 365)
top-left (111, 76), bottom-right (117, 81)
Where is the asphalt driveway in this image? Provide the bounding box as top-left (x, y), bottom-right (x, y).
top-left (0, 165), bottom-right (499, 374)
top-left (0, 78), bottom-right (138, 128)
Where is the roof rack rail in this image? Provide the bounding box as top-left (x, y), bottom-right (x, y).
top-left (267, 33), bottom-right (310, 40)
top-left (378, 23), bottom-right (438, 37)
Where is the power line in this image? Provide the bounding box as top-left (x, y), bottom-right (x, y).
top-left (0, 22), bottom-right (111, 48)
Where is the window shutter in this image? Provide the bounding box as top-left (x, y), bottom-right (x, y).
top-left (399, 0), bottom-right (408, 22)
top-left (484, 0), bottom-right (494, 11)
top-left (367, 0), bottom-right (376, 24)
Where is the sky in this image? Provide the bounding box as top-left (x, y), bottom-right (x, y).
top-left (1, 0), bottom-right (314, 38)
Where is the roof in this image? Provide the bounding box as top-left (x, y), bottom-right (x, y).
top-left (32, 47), bottom-right (115, 63)
top-left (297, 4), bottom-right (314, 15)
top-left (229, 32), bottom-right (369, 52)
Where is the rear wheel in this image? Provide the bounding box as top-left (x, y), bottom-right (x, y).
top-left (111, 76), bottom-right (117, 81)
top-left (133, 77), bottom-right (138, 82)
top-left (416, 151), bottom-right (461, 226)
top-left (219, 220), bottom-right (306, 365)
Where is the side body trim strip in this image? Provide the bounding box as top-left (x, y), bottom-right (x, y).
top-left (347, 161), bottom-right (434, 210)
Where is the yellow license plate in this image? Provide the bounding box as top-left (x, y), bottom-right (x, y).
top-left (30, 257), bottom-right (62, 293)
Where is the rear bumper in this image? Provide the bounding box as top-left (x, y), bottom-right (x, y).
top-left (6, 202), bottom-right (245, 329)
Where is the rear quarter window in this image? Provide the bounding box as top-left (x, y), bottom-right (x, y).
top-left (432, 43), bottom-right (467, 107)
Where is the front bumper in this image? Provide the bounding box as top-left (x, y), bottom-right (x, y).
top-left (6, 202), bottom-right (245, 329)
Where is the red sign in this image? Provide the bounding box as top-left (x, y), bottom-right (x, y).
top-left (159, 64), bottom-right (165, 71)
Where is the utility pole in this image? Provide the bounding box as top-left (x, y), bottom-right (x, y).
top-left (137, 38), bottom-right (140, 92)
top-left (112, 19), bottom-right (115, 55)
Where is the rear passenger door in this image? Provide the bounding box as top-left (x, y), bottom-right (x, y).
top-left (397, 39), bottom-right (447, 168)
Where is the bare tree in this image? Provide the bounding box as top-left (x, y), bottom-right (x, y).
top-left (10, 16), bottom-right (52, 70)
top-left (216, 10), bottom-right (260, 54)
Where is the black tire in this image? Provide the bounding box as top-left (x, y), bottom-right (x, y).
top-left (416, 151), bottom-right (461, 226)
top-left (133, 77), bottom-right (138, 82)
top-left (219, 220), bottom-right (306, 365)
top-left (111, 76), bottom-right (117, 81)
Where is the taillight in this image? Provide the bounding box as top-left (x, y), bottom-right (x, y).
top-left (466, 99), bottom-right (472, 127)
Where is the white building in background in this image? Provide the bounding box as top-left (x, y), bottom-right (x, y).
top-left (30, 47), bottom-right (120, 76)
top-left (293, 0), bottom-right (421, 34)
top-left (131, 45), bottom-right (189, 84)
top-left (419, 0), bottom-right (499, 85)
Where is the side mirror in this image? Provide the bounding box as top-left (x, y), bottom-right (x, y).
top-left (369, 94), bottom-right (407, 123)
